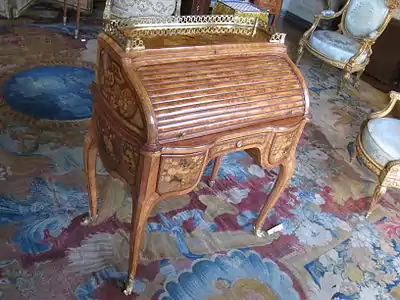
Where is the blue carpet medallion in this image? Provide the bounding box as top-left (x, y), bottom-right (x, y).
top-left (2, 65), bottom-right (94, 120)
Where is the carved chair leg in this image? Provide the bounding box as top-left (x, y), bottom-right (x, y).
top-left (124, 192), bottom-right (159, 296)
top-left (355, 69), bottom-right (364, 88)
top-left (254, 155), bottom-right (296, 237)
top-left (82, 121), bottom-right (99, 226)
top-left (349, 138), bottom-right (358, 163)
top-left (338, 71), bottom-right (351, 95)
top-left (295, 41), bottom-right (304, 65)
top-left (366, 184), bottom-right (387, 218)
top-left (74, 0), bottom-right (81, 39)
top-left (208, 156), bottom-right (222, 187)
top-left (63, 0), bottom-right (67, 25)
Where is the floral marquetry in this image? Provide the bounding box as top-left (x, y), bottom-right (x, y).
top-left (157, 154), bottom-right (206, 194)
top-left (97, 119), bottom-right (118, 163)
top-left (118, 88), bottom-right (137, 119)
top-left (269, 130), bottom-right (298, 165)
top-left (122, 141), bottom-right (139, 180)
top-left (99, 59), bottom-right (144, 134)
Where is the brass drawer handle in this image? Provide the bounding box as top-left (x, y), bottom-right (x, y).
top-left (236, 141), bottom-right (243, 147)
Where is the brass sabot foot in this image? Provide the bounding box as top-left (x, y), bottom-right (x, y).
top-left (123, 277), bottom-right (135, 296)
top-left (81, 215), bottom-right (98, 226)
top-left (253, 225), bottom-right (265, 238)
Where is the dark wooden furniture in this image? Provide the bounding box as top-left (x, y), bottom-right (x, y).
top-left (252, 0), bottom-right (282, 26)
top-left (363, 18), bottom-right (400, 92)
top-left (180, 0), bottom-right (211, 15)
top-left (83, 15), bottom-right (310, 295)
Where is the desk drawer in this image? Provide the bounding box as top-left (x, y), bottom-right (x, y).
top-left (210, 134), bottom-right (266, 157)
top-left (157, 152), bottom-right (206, 194)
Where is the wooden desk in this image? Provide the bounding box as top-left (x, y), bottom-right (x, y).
top-left (83, 15), bottom-right (310, 295)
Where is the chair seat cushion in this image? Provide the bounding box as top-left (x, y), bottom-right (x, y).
top-left (309, 30), bottom-right (368, 64)
top-left (362, 118), bottom-right (400, 166)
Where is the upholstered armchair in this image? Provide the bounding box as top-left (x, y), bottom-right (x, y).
top-left (351, 91), bottom-right (400, 217)
top-left (103, 0), bottom-right (181, 19)
top-left (296, 0), bottom-right (398, 93)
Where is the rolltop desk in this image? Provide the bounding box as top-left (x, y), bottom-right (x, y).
top-left (83, 15), bottom-right (310, 295)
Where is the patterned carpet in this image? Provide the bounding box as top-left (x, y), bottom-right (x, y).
top-left (1, 23), bottom-right (400, 300)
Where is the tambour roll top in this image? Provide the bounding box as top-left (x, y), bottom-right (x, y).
top-left (94, 16), bottom-right (310, 147)
top-left (138, 55), bottom-right (307, 143)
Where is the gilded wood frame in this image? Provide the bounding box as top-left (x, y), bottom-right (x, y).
top-left (296, 0), bottom-right (398, 94)
top-left (351, 91), bottom-right (400, 216)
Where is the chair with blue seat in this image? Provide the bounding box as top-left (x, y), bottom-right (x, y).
top-left (351, 91), bottom-right (400, 217)
top-left (296, 0), bottom-right (398, 93)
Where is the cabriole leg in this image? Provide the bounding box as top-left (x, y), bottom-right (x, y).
top-left (124, 153), bottom-right (160, 296)
top-left (349, 137), bottom-right (358, 163)
top-left (208, 156), bottom-right (222, 187)
top-left (366, 184), bottom-right (387, 218)
top-left (339, 71), bottom-right (351, 95)
top-left (63, 0), bottom-right (67, 25)
top-left (295, 41), bottom-right (304, 65)
top-left (82, 120), bottom-right (99, 226)
top-left (254, 155), bottom-right (296, 237)
top-left (355, 68), bottom-right (364, 88)
top-left (74, 0), bottom-right (81, 39)
top-left (124, 193), bottom-right (159, 295)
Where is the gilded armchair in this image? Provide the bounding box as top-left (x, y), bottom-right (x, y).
top-left (351, 91), bottom-right (400, 217)
top-left (296, 0), bottom-right (398, 93)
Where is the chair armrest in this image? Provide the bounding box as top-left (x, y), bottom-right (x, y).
top-left (347, 40), bottom-right (372, 68)
top-left (368, 91), bottom-right (400, 120)
top-left (319, 9), bottom-right (343, 19)
top-left (301, 7), bottom-right (345, 41)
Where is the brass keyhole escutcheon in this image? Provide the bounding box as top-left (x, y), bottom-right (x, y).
top-left (196, 4), bottom-right (200, 11)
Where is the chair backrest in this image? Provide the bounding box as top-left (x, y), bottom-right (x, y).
top-left (103, 0), bottom-right (181, 20)
top-left (342, 0), bottom-right (395, 40)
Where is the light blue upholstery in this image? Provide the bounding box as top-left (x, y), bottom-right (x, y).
top-left (344, 0), bottom-right (389, 38)
top-left (362, 117), bottom-right (400, 166)
top-left (309, 30), bottom-right (368, 64)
